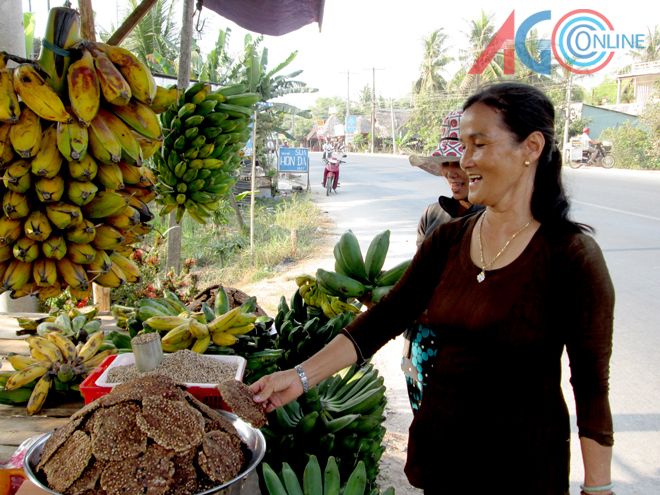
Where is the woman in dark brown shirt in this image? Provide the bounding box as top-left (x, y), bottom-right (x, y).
top-left (250, 83), bottom-right (615, 495)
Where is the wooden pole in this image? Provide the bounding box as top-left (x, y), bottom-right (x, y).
top-left (390, 99), bottom-right (397, 155)
top-left (250, 111), bottom-right (257, 256)
top-left (78, 0), bottom-right (96, 41)
top-left (106, 0), bottom-right (159, 46)
top-left (166, 0), bottom-right (195, 274)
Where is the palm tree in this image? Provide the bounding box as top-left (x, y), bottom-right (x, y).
top-left (630, 25), bottom-right (660, 63)
top-left (120, 0), bottom-right (180, 69)
top-left (457, 9), bottom-right (499, 92)
top-left (414, 29), bottom-right (452, 94)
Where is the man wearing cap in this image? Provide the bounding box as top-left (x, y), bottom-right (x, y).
top-left (580, 127), bottom-right (600, 165)
top-left (402, 109), bottom-right (484, 414)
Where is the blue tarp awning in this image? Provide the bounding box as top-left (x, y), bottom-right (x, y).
top-left (203, 0), bottom-right (325, 36)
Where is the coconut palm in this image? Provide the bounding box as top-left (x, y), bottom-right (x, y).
top-left (119, 0), bottom-right (180, 69)
top-left (414, 28), bottom-right (452, 94)
top-left (631, 25), bottom-right (660, 63)
top-left (457, 9), bottom-right (499, 92)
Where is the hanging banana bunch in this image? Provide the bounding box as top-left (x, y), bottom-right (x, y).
top-left (152, 81), bottom-right (261, 224)
top-left (0, 7), bottom-right (167, 300)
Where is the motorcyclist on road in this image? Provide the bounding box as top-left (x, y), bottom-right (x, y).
top-left (580, 127), bottom-right (600, 164)
top-left (322, 141), bottom-right (333, 160)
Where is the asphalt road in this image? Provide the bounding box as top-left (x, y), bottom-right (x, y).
top-left (309, 152), bottom-right (660, 494)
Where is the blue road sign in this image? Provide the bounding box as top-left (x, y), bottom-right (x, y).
top-left (346, 116), bottom-right (357, 132)
top-left (279, 148), bottom-right (309, 172)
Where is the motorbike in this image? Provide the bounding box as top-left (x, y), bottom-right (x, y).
top-left (565, 141), bottom-right (616, 169)
top-left (322, 152), bottom-right (346, 196)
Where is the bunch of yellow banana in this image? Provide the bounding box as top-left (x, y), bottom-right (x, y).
top-left (144, 307), bottom-right (257, 354)
top-left (0, 19), bottom-right (165, 300)
top-left (3, 330), bottom-right (116, 415)
top-left (296, 275), bottom-right (360, 320)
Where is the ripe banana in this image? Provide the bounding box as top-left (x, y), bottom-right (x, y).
top-left (111, 99), bottom-right (163, 141)
top-left (45, 201), bottom-right (81, 230)
top-left (97, 44), bottom-right (157, 104)
top-left (6, 354), bottom-right (40, 371)
top-left (4, 361), bottom-right (51, 390)
top-left (0, 217), bottom-right (23, 245)
top-left (96, 108), bottom-right (143, 166)
top-left (44, 332), bottom-right (77, 363)
top-left (91, 50), bottom-right (131, 106)
top-left (0, 68), bottom-right (20, 124)
top-left (75, 330), bottom-right (104, 364)
top-left (207, 307), bottom-right (242, 333)
top-left (86, 249), bottom-right (112, 276)
top-left (210, 331), bottom-right (238, 346)
top-left (12, 237), bottom-right (40, 263)
top-left (31, 124), bottom-right (64, 177)
top-left (67, 180), bottom-right (98, 206)
top-left (0, 124), bottom-right (16, 165)
top-left (12, 64), bottom-right (71, 122)
top-left (67, 48), bottom-right (99, 126)
top-left (95, 161), bottom-right (125, 190)
top-left (81, 190), bottom-right (129, 219)
top-left (68, 153), bottom-right (98, 181)
top-left (9, 107), bottom-right (42, 158)
top-left (2, 259), bottom-right (33, 292)
top-left (57, 120), bottom-right (88, 161)
top-left (88, 112), bottom-right (121, 164)
top-left (27, 373), bottom-right (53, 416)
top-left (25, 336), bottom-right (63, 364)
top-left (33, 257), bottom-right (58, 287)
top-left (161, 323), bottom-right (192, 346)
top-left (56, 257), bottom-right (89, 290)
top-left (92, 260), bottom-right (126, 287)
top-left (190, 334), bottom-right (211, 353)
top-left (66, 242), bottom-right (97, 264)
top-left (35, 174), bottom-right (65, 202)
top-left (108, 251), bottom-right (141, 283)
top-left (91, 224), bottom-right (125, 250)
top-left (42, 235), bottom-right (67, 260)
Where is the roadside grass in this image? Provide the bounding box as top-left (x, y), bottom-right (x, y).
top-left (168, 192), bottom-right (328, 288)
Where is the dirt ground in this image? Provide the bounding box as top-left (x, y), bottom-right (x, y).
top-left (239, 237), bottom-right (423, 495)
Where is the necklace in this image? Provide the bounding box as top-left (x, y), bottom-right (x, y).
top-left (477, 212), bottom-right (532, 283)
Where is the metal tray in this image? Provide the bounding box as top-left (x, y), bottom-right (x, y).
top-left (23, 410), bottom-right (266, 495)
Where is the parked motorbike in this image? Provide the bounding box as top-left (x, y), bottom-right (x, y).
top-left (566, 141), bottom-right (616, 169)
top-left (322, 152), bottom-right (346, 195)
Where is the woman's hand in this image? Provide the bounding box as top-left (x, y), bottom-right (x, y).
top-left (249, 369), bottom-right (304, 413)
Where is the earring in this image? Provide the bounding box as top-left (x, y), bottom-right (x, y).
top-left (524, 161), bottom-right (530, 167)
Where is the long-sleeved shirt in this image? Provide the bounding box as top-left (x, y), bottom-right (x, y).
top-left (342, 213), bottom-right (614, 493)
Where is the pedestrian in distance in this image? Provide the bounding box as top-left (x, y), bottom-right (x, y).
top-left (250, 82), bottom-right (615, 495)
top-left (403, 109), bottom-right (484, 414)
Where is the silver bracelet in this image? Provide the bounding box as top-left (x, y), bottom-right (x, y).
top-left (294, 365), bottom-right (309, 393)
top-left (580, 482), bottom-right (614, 492)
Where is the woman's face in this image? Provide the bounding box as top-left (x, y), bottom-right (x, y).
top-left (440, 162), bottom-right (469, 201)
top-left (459, 103), bottom-right (535, 209)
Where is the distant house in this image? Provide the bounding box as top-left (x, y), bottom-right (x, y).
top-left (608, 60), bottom-right (660, 115)
top-left (579, 103), bottom-right (639, 138)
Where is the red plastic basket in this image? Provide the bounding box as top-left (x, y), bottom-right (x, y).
top-left (79, 354), bottom-right (246, 410)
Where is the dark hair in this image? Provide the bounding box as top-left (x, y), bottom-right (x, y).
top-left (463, 82), bottom-right (591, 234)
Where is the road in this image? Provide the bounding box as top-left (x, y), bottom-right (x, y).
top-left (307, 152), bottom-right (660, 494)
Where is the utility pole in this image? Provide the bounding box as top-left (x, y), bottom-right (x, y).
top-left (338, 70), bottom-right (358, 122)
top-left (563, 73), bottom-right (573, 148)
top-left (390, 99), bottom-right (397, 155)
top-left (364, 67), bottom-right (384, 154)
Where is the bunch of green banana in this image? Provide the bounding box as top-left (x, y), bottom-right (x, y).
top-left (296, 274), bottom-right (362, 319)
top-left (260, 362), bottom-right (388, 486)
top-left (15, 304), bottom-right (101, 341)
top-left (262, 455), bottom-right (396, 495)
top-left (316, 230), bottom-right (412, 305)
top-left (153, 82), bottom-right (261, 224)
top-left (2, 329), bottom-right (116, 414)
top-left (0, 15), bottom-right (160, 301)
top-left (274, 291), bottom-right (355, 371)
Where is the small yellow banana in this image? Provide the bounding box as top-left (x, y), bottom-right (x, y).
top-left (75, 330), bottom-right (104, 364)
top-left (190, 335), bottom-right (211, 353)
top-left (161, 323), bottom-right (192, 346)
top-left (207, 307), bottom-right (242, 333)
top-left (225, 323), bottom-right (255, 336)
top-left (210, 331), bottom-right (238, 346)
top-left (44, 332), bottom-right (77, 363)
top-left (5, 361), bottom-right (51, 390)
top-left (6, 354), bottom-right (40, 371)
top-left (27, 373), bottom-right (53, 415)
top-left (162, 338), bottom-right (194, 353)
top-left (144, 316), bottom-right (191, 331)
top-left (25, 336), bottom-right (63, 364)
top-left (188, 320), bottom-right (210, 339)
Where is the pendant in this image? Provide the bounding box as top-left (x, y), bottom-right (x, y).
top-left (477, 271), bottom-right (485, 283)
